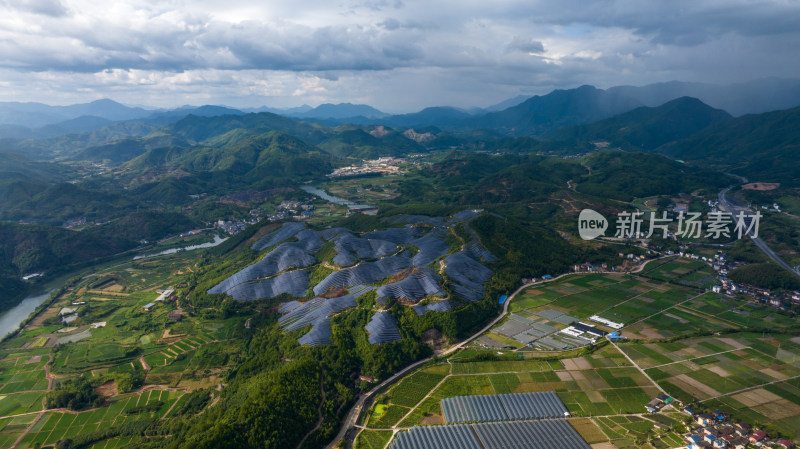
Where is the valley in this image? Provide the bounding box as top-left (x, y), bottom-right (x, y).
top-left (0, 82), bottom-right (799, 449)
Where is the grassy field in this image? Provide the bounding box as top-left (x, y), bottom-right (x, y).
top-left (354, 429), bottom-right (394, 449)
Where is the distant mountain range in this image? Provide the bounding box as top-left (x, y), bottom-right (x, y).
top-left (2, 78), bottom-right (799, 142)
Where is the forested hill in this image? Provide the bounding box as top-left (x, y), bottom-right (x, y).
top-left (543, 97), bottom-right (732, 150)
top-left (656, 105), bottom-right (800, 186)
top-left (462, 85), bottom-right (643, 135)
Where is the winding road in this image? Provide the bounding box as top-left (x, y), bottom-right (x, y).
top-left (718, 184), bottom-right (800, 278)
top-left (324, 258), bottom-right (659, 449)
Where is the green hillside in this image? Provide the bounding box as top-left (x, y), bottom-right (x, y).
top-left (657, 105), bottom-right (800, 185)
top-left (544, 97), bottom-right (731, 150)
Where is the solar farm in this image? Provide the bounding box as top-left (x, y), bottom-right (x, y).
top-left (356, 257), bottom-right (800, 449)
top-left (389, 420), bottom-right (591, 449)
top-left (206, 213), bottom-right (498, 347)
top-left (441, 391), bottom-right (568, 422)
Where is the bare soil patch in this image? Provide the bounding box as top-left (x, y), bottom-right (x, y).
top-left (742, 182), bottom-right (780, 191)
top-left (96, 381), bottom-right (118, 398)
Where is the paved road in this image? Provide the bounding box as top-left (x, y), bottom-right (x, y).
top-left (323, 260), bottom-right (663, 448)
top-left (718, 186), bottom-right (800, 278)
top-left (323, 277), bottom-right (538, 449)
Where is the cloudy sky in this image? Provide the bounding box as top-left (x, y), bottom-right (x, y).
top-left (0, 0), bottom-right (798, 111)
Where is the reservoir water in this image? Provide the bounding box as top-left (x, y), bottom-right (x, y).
top-left (134, 234), bottom-right (228, 260)
top-left (300, 185), bottom-right (371, 209)
top-left (0, 289), bottom-right (53, 337)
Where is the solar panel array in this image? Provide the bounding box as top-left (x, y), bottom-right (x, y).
top-left (278, 294), bottom-right (357, 346)
top-left (313, 255), bottom-right (412, 296)
top-left (363, 227), bottom-right (421, 243)
top-left (410, 229), bottom-right (450, 266)
top-left (208, 230), bottom-right (322, 298)
top-left (449, 209), bottom-right (480, 223)
top-left (251, 222), bottom-right (306, 250)
top-left (365, 311), bottom-right (402, 344)
top-left (376, 268), bottom-right (443, 304)
top-left (472, 420), bottom-right (591, 449)
top-left (443, 251), bottom-right (493, 302)
top-left (465, 239), bottom-right (498, 263)
top-left (319, 227), bottom-right (352, 241)
top-left (390, 420), bottom-right (590, 449)
top-left (441, 392), bottom-right (568, 423)
top-left (347, 284), bottom-right (377, 298)
top-left (225, 270), bottom-right (309, 301)
top-left (293, 229), bottom-right (324, 251)
top-left (332, 234), bottom-right (397, 267)
top-left (382, 214), bottom-right (447, 227)
top-left (412, 300), bottom-right (453, 315)
top-left (391, 424), bottom-right (479, 449)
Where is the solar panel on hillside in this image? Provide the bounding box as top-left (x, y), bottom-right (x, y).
top-left (279, 294), bottom-right (357, 332)
top-left (465, 239), bottom-right (498, 262)
top-left (278, 294), bottom-right (358, 346)
top-left (293, 229), bottom-right (324, 252)
top-left (365, 311), bottom-right (402, 344)
top-left (347, 284), bottom-right (377, 298)
top-left (332, 235), bottom-right (397, 267)
top-left (382, 214), bottom-right (447, 227)
top-left (320, 227), bottom-right (352, 241)
top-left (441, 392), bottom-right (568, 423)
top-left (449, 209), bottom-right (480, 223)
top-left (313, 255), bottom-right (412, 296)
top-left (444, 251), bottom-right (492, 302)
top-left (225, 270), bottom-right (309, 301)
top-left (412, 300), bottom-right (453, 315)
top-left (363, 227), bottom-right (421, 243)
top-left (410, 229), bottom-right (450, 266)
top-left (297, 319), bottom-right (332, 347)
top-left (376, 268), bottom-right (443, 304)
top-left (207, 242), bottom-right (317, 295)
top-left (251, 222), bottom-right (306, 250)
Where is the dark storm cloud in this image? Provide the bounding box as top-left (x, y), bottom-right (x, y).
top-left (507, 37), bottom-right (545, 54)
top-left (0, 0), bottom-right (797, 109)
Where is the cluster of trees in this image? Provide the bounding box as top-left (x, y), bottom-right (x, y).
top-left (115, 367), bottom-right (145, 394)
top-left (729, 263), bottom-right (800, 290)
top-left (46, 377), bottom-right (104, 411)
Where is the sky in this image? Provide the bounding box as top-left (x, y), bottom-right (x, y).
top-left (0, 0), bottom-right (798, 112)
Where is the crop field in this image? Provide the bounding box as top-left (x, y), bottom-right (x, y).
top-left (15, 389), bottom-right (184, 448)
top-left (484, 264), bottom-right (709, 350)
top-left (0, 391), bottom-right (46, 417)
top-left (0, 356), bottom-right (49, 393)
top-left (616, 333), bottom-right (800, 437)
top-left (0, 247), bottom-right (238, 448)
top-left (0, 414), bottom-right (38, 448)
top-left (640, 258), bottom-right (712, 287)
top-left (592, 414), bottom-right (687, 449)
top-left (365, 344), bottom-right (663, 433)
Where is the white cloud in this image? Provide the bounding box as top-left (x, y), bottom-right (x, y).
top-left (0, 0), bottom-right (796, 109)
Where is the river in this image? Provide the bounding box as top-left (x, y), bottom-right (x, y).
top-left (300, 185), bottom-right (372, 209)
top-left (0, 289), bottom-right (53, 337)
top-left (133, 234), bottom-right (228, 260)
